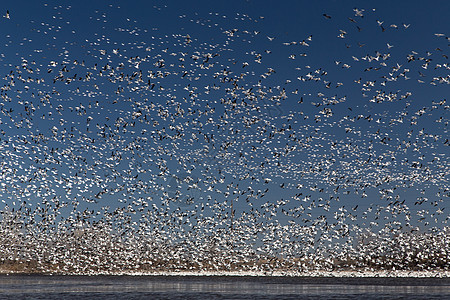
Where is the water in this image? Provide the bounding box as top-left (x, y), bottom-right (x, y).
top-left (0, 275), bottom-right (449, 299)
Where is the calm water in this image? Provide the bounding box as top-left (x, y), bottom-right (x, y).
top-left (0, 275), bottom-right (449, 299)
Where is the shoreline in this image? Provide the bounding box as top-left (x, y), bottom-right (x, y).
top-left (1, 270), bottom-right (449, 278)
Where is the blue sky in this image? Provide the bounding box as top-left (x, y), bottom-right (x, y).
top-left (0, 0), bottom-right (449, 233)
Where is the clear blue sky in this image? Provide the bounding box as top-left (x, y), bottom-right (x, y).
top-left (0, 0), bottom-right (448, 232)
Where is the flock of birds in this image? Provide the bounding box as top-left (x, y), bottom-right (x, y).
top-left (0, 4), bottom-right (448, 273)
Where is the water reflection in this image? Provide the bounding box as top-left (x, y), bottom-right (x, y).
top-left (0, 275), bottom-right (449, 296)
